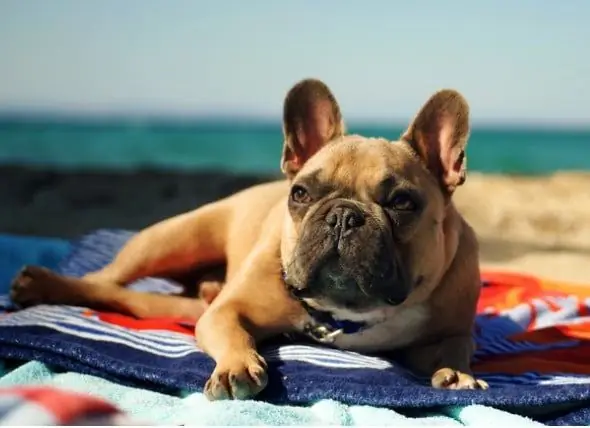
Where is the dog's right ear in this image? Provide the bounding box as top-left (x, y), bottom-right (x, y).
top-left (281, 79), bottom-right (345, 179)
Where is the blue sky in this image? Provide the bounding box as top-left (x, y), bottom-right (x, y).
top-left (0, 0), bottom-right (588, 124)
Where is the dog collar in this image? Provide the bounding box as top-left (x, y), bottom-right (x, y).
top-left (282, 271), bottom-right (368, 343)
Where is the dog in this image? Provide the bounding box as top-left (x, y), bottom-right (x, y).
top-left (10, 78), bottom-right (488, 401)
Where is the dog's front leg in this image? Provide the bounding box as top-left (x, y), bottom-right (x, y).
top-left (400, 334), bottom-right (489, 390)
top-left (195, 247), bottom-right (305, 401)
top-left (197, 304), bottom-right (270, 401)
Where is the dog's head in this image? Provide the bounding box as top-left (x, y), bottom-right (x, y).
top-left (280, 79), bottom-right (471, 314)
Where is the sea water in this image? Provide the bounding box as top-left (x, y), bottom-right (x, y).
top-left (1, 117), bottom-right (589, 175)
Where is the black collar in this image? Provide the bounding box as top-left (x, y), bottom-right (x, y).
top-left (282, 271), bottom-right (368, 343)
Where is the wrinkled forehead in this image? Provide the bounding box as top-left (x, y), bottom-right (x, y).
top-left (297, 135), bottom-right (430, 194)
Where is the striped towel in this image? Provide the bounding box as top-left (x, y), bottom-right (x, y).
top-left (1, 229), bottom-right (590, 425)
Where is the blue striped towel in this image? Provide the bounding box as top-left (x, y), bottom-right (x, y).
top-left (0, 229), bottom-right (589, 425)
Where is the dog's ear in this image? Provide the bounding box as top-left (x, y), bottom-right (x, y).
top-left (402, 90), bottom-right (470, 194)
top-left (281, 79), bottom-right (345, 179)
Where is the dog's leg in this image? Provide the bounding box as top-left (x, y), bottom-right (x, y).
top-left (10, 265), bottom-right (213, 320)
top-left (83, 200), bottom-right (231, 286)
top-left (10, 200), bottom-right (231, 318)
top-left (400, 335), bottom-right (489, 390)
top-left (195, 246), bottom-right (306, 400)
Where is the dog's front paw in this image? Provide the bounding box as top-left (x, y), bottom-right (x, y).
top-left (10, 265), bottom-right (57, 307)
top-left (431, 368), bottom-right (489, 390)
top-left (204, 351), bottom-right (268, 400)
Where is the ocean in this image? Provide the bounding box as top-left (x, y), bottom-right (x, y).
top-left (1, 118), bottom-right (589, 175)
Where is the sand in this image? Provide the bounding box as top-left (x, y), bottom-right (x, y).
top-left (454, 172), bottom-right (590, 284)
top-left (2, 166), bottom-right (589, 284)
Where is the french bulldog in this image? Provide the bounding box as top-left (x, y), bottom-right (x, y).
top-left (10, 78), bottom-right (487, 401)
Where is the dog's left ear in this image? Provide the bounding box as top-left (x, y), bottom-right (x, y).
top-left (402, 90), bottom-right (470, 194)
top-left (281, 79), bottom-right (345, 179)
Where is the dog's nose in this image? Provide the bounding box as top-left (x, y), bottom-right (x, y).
top-left (326, 205), bottom-right (365, 234)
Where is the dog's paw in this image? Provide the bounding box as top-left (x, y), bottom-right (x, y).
top-left (204, 352), bottom-right (268, 400)
top-left (431, 368), bottom-right (489, 390)
top-left (10, 265), bottom-right (73, 307)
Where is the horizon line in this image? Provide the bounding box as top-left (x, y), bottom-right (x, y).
top-left (0, 110), bottom-right (588, 131)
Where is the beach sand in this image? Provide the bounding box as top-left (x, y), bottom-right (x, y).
top-left (454, 172), bottom-right (590, 284)
top-left (2, 166), bottom-right (589, 284)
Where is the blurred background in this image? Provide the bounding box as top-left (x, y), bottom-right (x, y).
top-left (1, 0), bottom-right (589, 282)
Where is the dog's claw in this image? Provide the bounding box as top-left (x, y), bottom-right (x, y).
top-left (10, 265), bottom-right (82, 308)
top-left (204, 352), bottom-right (268, 400)
top-left (431, 368), bottom-right (489, 390)
top-left (10, 265), bottom-right (54, 307)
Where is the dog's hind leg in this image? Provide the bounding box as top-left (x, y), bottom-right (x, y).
top-left (82, 199), bottom-right (232, 287)
top-left (10, 265), bottom-right (218, 320)
top-left (9, 199), bottom-right (231, 318)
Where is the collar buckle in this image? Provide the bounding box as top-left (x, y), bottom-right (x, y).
top-left (304, 323), bottom-right (344, 344)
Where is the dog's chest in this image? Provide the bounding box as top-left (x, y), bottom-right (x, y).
top-left (328, 305), bottom-right (429, 353)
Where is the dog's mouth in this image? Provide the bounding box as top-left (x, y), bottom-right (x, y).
top-left (284, 255), bottom-right (408, 311)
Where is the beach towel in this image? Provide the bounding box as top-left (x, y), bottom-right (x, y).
top-left (0, 385), bottom-right (143, 425)
top-left (1, 229), bottom-right (590, 425)
top-left (0, 360), bottom-right (542, 426)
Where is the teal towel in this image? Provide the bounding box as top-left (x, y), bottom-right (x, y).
top-left (0, 361), bottom-right (542, 426)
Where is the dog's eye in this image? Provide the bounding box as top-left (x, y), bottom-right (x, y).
top-left (390, 192), bottom-right (416, 211)
top-left (291, 185), bottom-right (312, 204)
